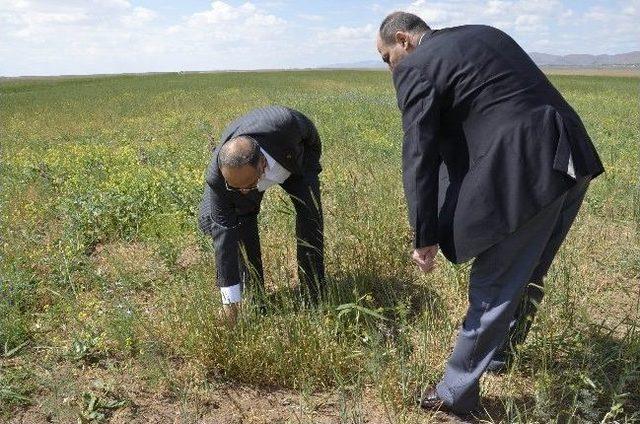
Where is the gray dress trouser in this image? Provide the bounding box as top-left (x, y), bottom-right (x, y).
top-left (232, 173), bottom-right (325, 303)
top-left (436, 177), bottom-right (590, 413)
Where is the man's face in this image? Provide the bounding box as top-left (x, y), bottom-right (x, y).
top-left (376, 32), bottom-right (413, 71)
top-left (221, 155), bottom-right (267, 195)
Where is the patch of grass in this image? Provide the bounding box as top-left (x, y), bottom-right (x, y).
top-left (1, 70), bottom-right (638, 421)
top-left (0, 302), bottom-right (30, 354)
top-left (0, 365), bottom-right (35, 415)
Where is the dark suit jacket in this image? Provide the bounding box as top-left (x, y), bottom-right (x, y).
top-left (198, 105), bottom-right (322, 287)
top-left (393, 25), bottom-right (604, 263)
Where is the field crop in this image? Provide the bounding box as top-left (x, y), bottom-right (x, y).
top-left (1, 70), bottom-right (639, 422)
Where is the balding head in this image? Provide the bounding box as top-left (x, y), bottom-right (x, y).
top-left (218, 136), bottom-right (266, 194)
top-left (219, 135), bottom-right (262, 169)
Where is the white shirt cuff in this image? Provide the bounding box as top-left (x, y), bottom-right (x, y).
top-left (220, 284), bottom-right (242, 305)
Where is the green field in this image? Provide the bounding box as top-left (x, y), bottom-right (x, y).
top-left (1, 70), bottom-right (639, 423)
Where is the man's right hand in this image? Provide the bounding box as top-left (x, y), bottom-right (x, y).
top-left (219, 302), bottom-right (241, 327)
top-left (412, 245), bottom-right (439, 273)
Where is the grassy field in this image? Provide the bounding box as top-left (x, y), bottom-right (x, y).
top-left (1, 70), bottom-right (639, 423)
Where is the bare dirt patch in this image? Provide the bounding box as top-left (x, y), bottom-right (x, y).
top-left (91, 242), bottom-right (170, 287)
top-left (176, 243), bottom-right (206, 270)
top-left (7, 359), bottom-right (479, 424)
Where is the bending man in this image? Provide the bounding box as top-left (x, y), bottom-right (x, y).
top-left (198, 106), bottom-right (324, 324)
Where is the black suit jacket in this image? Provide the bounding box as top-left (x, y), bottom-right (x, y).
top-left (198, 105), bottom-right (322, 287)
top-left (393, 25), bottom-right (604, 263)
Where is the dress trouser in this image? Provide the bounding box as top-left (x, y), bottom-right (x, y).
top-left (436, 177), bottom-right (590, 413)
top-left (237, 173), bottom-right (324, 303)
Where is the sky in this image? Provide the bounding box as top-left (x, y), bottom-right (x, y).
top-left (0, 0), bottom-right (638, 76)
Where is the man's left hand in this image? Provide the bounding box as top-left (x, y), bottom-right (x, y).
top-left (412, 245), bottom-right (439, 273)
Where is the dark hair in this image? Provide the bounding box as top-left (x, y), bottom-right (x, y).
top-left (219, 135), bottom-right (262, 169)
top-left (379, 11), bottom-right (430, 45)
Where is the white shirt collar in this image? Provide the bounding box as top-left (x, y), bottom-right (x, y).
top-left (257, 148), bottom-right (291, 192)
top-left (418, 32), bottom-right (427, 46)
top-left (261, 147), bottom-right (277, 170)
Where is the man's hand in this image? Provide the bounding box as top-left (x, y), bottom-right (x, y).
top-left (219, 302), bottom-right (241, 327)
top-left (412, 245), bottom-right (439, 273)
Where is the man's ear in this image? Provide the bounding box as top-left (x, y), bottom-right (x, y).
top-left (395, 31), bottom-right (409, 48)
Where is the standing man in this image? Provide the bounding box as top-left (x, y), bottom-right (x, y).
top-left (376, 12), bottom-right (604, 414)
top-left (198, 105), bottom-right (324, 324)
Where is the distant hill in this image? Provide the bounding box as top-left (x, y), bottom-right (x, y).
top-left (325, 51), bottom-right (640, 69)
top-left (322, 60), bottom-right (386, 69)
top-left (529, 51), bottom-right (640, 67)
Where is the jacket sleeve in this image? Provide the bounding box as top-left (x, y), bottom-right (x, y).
top-left (393, 63), bottom-right (442, 248)
top-left (201, 181), bottom-right (242, 288)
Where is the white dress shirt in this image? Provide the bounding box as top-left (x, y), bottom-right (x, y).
top-left (256, 148), bottom-right (291, 192)
top-left (220, 148), bottom-right (291, 305)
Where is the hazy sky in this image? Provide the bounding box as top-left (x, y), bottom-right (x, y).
top-left (1, 0), bottom-right (638, 76)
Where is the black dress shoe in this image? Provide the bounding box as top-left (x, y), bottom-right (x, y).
top-left (417, 386), bottom-right (446, 411)
top-left (417, 387), bottom-right (479, 418)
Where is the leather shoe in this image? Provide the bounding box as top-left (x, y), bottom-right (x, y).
top-left (417, 386), bottom-right (480, 419)
top-left (417, 386), bottom-right (446, 411)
